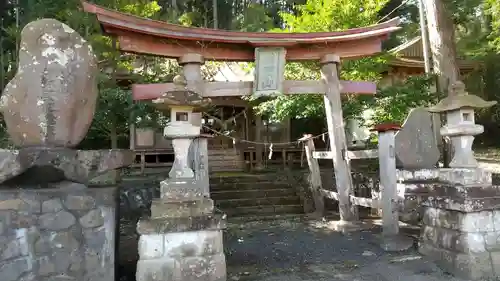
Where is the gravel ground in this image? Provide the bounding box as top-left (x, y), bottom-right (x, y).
top-left (479, 161), bottom-right (500, 173)
top-left (224, 218), bottom-right (467, 281)
top-left (118, 215), bottom-right (465, 281)
top-left (116, 162), bottom-right (500, 281)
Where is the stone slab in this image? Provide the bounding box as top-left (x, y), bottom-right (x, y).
top-left (0, 148), bottom-right (134, 184)
top-left (137, 214), bottom-right (227, 234)
top-left (423, 195), bottom-right (500, 212)
top-left (0, 182), bottom-right (117, 281)
top-left (397, 168), bottom-right (492, 186)
top-left (150, 197), bottom-right (214, 219)
top-left (160, 179), bottom-right (205, 201)
top-left (136, 253), bottom-right (226, 281)
top-left (419, 241), bottom-right (496, 280)
top-left (422, 207), bottom-right (498, 232)
top-left (395, 107), bottom-right (440, 169)
top-left (0, 18), bottom-right (98, 149)
top-left (414, 183), bottom-right (500, 200)
top-left (421, 225), bottom-right (489, 253)
top-left (138, 230), bottom-right (224, 259)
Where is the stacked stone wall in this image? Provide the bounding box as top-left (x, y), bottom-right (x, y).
top-left (420, 206), bottom-right (500, 279)
top-left (0, 182), bottom-right (116, 281)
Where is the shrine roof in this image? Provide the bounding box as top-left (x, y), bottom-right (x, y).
top-left (82, 1), bottom-right (401, 61)
top-left (389, 36), bottom-right (477, 70)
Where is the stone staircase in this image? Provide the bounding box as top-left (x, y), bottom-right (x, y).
top-left (208, 149), bottom-right (245, 172)
top-left (210, 173), bottom-right (304, 218)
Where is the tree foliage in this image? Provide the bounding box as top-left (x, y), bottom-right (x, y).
top-left (367, 75), bottom-right (438, 125)
top-left (2, 0), bottom-right (500, 148)
top-left (251, 0), bottom-right (392, 122)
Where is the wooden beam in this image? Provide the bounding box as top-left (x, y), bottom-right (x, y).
top-left (321, 54), bottom-right (358, 221)
top-left (206, 98), bottom-right (249, 107)
top-left (117, 33), bottom-right (388, 62)
top-left (376, 128), bottom-right (400, 236)
top-left (320, 189), bottom-right (381, 209)
top-left (132, 80), bottom-right (377, 101)
top-left (301, 135), bottom-right (325, 216)
top-left (313, 149), bottom-right (378, 160)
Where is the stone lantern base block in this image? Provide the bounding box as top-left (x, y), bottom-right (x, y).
top-left (159, 179), bottom-right (205, 201)
top-left (150, 197), bottom-right (214, 219)
top-left (136, 214), bottom-right (227, 281)
top-left (0, 181), bottom-right (117, 281)
top-left (419, 181), bottom-right (500, 280)
top-left (136, 253), bottom-right (226, 281)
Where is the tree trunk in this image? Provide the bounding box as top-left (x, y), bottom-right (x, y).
top-left (171, 0), bottom-right (177, 19)
top-left (213, 0), bottom-right (218, 29)
top-left (423, 0), bottom-right (460, 96)
top-left (110, 121), bottom-right (118, 149)
top-left (423, 0), bottom-right (460, 167)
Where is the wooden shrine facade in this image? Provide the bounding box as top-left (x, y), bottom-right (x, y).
top-left (82, 1), bottom-right (400, 179)
top-left (380, 36), bottom-right (478, 88)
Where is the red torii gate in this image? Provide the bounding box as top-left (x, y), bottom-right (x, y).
top-left (83, 1), bottom-right (400, 221)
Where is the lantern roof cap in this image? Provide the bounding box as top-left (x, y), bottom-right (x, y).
top-left (152, 75), bottom-right (211, 109)
top-left (428, 81), bottom-right (497, 113)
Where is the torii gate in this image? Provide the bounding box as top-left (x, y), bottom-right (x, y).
top-left (83, 2), bottom-right (400, 221)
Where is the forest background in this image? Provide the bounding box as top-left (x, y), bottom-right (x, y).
top-left (2, 0), bottom-right (500, 150)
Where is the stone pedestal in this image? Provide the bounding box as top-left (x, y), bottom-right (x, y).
top-left (0, 181), bottom-right (117, 281)
top-left (418, 168), bottom-right (500, 280)
top-left (0, 18), bottom-right (134, 281)
top-left (136, 179), bottom-right (227, 281)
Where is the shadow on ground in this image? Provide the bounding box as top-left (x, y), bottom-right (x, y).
top-left (223, 217), bottom-right (466, 281)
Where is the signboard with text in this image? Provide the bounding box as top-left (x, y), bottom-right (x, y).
top-left (253, 47), bottom-right (286, 97)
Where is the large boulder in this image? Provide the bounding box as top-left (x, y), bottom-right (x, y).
top-left (0, 18), bottom-right (98, 148)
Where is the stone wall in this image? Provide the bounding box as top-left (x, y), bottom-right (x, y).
top-left (115, 169), bottom-right (428, 224)
top-left (0, 181), bottom-right (116, 281)
top-left (420, 206), bottom-right (500, 279)
top-left (397, 183), bottom-right (431, 224)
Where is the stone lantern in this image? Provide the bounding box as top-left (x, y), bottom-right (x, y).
top-left (137, 75), bottom-right (227, 281)
top-left (428, 81), bottom-right (496, 168)
top-left (152, 74), bottom-right (211, 179)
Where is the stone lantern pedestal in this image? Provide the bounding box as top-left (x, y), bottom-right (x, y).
top-left (135, 76), bottom-right (227, 281)
top-left (417, 81), bottom-right (500, 280)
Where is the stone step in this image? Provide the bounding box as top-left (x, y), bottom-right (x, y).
top-left (210, 182), bottom-right (292, 191)
top-left (209, 163), bottom-right (245, 170)
top-left (215, 196), bottom-right (301, 208)
top-left (210, 174), bottom-right (283, 184)
top-left (222, 204), bottom-right (304, 217)
top-left (209, 166), bottom-right (245, 172)
top-left (209, 158), bottom-right (242, 164)
top-left (209, 154), bottom-right (241, 160)
top-left (210, 188), bottom-right (297, 200)
top-left (208, 151), bottom-right (240, 157)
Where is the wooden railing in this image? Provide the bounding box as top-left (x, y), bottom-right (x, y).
top-left (303, 123), bottom-right (403, 237)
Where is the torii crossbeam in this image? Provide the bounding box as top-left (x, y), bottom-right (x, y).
top-left (83, 1), bottom-right (400, 99)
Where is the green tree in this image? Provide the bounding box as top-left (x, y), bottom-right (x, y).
top-left (251, 0), bottom-right (392, 122)
top-left (0, 0), bottom-right (177, 149)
